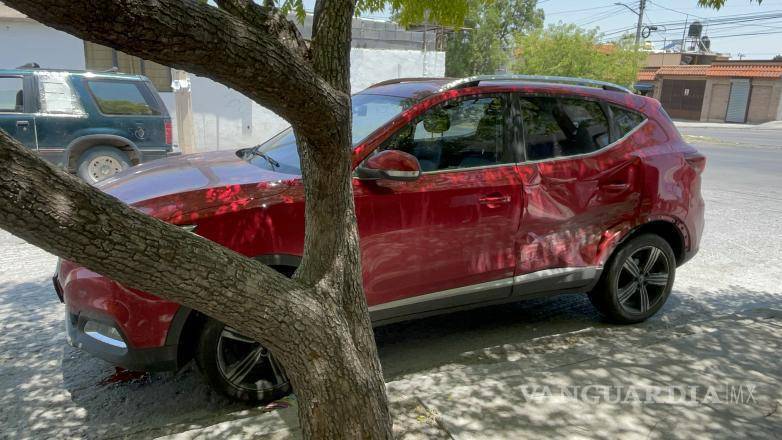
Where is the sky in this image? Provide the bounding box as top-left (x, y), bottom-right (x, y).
top-left (302, 0), bottom-right (782, 60)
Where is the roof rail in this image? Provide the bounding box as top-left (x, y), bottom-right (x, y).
top-left (439, 75), bottom-right (633, 94)
top-left (367, 77), bottom-right (451, 89)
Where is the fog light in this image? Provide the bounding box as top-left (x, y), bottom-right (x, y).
top-left (84, 320), bottom-right (127, 349)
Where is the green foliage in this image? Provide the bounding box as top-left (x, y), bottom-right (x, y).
top-left (276, 0), bottom-right (472, 26)
top-left (445, 0), bottom-right (544, 77)
top-left (697, 0), bottom-right (762, 9)
top-left (512, 24), bottom-right (645, 87)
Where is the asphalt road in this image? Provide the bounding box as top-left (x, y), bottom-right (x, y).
top-left (679, 127), bottom-right (782, 198)
top-left (1, 126), bottom-right (781, 439)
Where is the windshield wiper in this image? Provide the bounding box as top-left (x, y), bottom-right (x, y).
top-left (246, 145), bottom-right (280, 170)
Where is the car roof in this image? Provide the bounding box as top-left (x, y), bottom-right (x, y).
top-left (357, 78), bottom-right (453, 99)
top-left (0, 68), bottom-right (148, 81)
top-left (357, 76), bottom-right (648, 113)
top-left (358, 76), bottom-right (634, 100)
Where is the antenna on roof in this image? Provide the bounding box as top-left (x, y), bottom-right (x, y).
top-left (102, 66), bottom-right (119, 73)
top-left (16, 62), bottom-right (40, 69)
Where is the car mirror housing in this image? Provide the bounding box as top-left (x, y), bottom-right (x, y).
top-left (356, 150), bottom-right (422, 182)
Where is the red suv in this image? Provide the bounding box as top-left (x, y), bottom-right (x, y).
top-left (53, 76), bottom-right (705, 403)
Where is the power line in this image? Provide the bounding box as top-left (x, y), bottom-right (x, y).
top-left (545, 3), bottom-right (619, 16)
top-left (647, 0), bottom-right (703, 19)
top-left (600, 10), bottom-right (782, 38)
top-left (576, 6), bottom-right (629, 26)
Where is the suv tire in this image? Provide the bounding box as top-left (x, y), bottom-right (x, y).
top-left (76, 147), bottom-right (131, 184)
top-left (195, 319), bottom-right (291, 404)
top-left (589, 234), bottom-right (676, 324)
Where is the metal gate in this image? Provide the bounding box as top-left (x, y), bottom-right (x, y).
top-left (659, 79), bottom-right (706, 121)
top-left (725, 79), bottom-right (751, 123)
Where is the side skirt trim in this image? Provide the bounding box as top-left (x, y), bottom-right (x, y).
top-left (368, 266), bottom-right (601, 324)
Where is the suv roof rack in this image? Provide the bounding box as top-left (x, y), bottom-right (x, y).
top-left (367, 77), bottom-right (452, 89)
top-left (439, 75), bottom-right (633, 94)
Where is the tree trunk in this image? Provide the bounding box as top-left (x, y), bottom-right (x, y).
top-left (0, 0), bottom-right (394, 438)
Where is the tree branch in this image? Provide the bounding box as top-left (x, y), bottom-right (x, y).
top-left (310, 0), bottom-right (355, 92)
top-left (0, 129), bottom-right (324, 355)
top-left (215, 0), bottom-right (311, 58)
top-left (3, 0), bottom-right (344, 142)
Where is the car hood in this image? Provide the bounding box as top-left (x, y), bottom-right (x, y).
top-left (98, 149), bottom-right (298, 205)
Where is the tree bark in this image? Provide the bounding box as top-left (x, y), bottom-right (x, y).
top-left (0, 0), bottom-right (393, 438)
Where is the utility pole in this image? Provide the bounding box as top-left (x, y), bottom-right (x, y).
top-left (615, 1), bottom-right (647, 47)
top-left (172, 70), bottom-right (196, 155)
top-left (634, 0), bottom-right (647, 46)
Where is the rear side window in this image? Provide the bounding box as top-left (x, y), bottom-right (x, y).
top-left (87, 80), bottom-right (160, 115)
top-left (0, 77), bottom-right (24, 112)
top-left (520, 96), bottom-right (610, 161)
top-left (611, 105), bottom-right (645, 138)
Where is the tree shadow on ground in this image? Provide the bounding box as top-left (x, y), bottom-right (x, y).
top-left (1, 276), bottom-right (779, 439)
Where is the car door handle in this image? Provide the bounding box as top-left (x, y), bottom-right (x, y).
top-left (601, 183), bottom-right (630, 192)
top-left (478, 194), bottom-right (512, 206)
top-left (16, 120), bottom-right (29, 127)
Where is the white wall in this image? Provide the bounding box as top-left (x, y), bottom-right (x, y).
top-left (0, 21), bottom-right (84, 70)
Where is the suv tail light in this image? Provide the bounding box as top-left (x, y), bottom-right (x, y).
top-left (684, 151), bottom-right (706, 174)
top-left (164, 120), bottom-right (173, 145)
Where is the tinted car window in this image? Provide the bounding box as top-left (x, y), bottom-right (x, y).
top-left (87, 80), bottom-right (159, 115)
top-left (383, 95), bottom-right (510, 172)
top-left (611, 105), bottom-right (646, 138)
top-left (0, 77), bottom-right (24, 112)
top-left (521, 97), bottom-right (610, 161)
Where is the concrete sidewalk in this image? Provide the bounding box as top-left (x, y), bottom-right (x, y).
top-left (675, 120), bottom-right (782, 130)
top-left (158, 308), bottom-right (782, 439)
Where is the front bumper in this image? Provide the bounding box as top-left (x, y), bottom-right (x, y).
top-left (65, 310), bottom-right (178, 372)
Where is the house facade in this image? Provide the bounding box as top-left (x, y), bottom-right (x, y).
top-left (636, 61), bottom-right (782, 124)
top-left (0, 3), bottom-right (446, 150)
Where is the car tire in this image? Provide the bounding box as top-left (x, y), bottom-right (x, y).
top-left (589, 234), bottom-right (676, 324)
top-left (195, 318), bottom-right (291, 404)
top-left (76, 147), bottom-right (131, 184)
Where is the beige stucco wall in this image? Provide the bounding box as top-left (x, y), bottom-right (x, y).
top-left (747, 79), bottom-right (782, 123)
top-left (701, 77), bottom-right (782, 123)
top-left (701, 78), bottom-right (731, 122)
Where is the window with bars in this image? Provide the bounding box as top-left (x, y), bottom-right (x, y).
top-left (83, 42), bottom-right (172, 92)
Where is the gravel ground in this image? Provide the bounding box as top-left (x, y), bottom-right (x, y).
top-left (1, 130), bottom-right (780, 439)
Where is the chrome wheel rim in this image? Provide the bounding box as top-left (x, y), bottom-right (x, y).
top-left (216, 327), bottom-right (288, 393)
top-left (88, 156), bottom-right (123, 181)
top-left (616, 246), bottom-right (670, 315)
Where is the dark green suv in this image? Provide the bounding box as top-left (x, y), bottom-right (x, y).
top-left (0, 67), bottom-right (173, 183)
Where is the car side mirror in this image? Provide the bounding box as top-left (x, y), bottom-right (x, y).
top-left (356, 150), bottom-right (422, 182)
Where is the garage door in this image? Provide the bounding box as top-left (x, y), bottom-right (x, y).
top-left (659, 79), bottom-right (707, 121)
top-left (725, 79), bottom-right (751, 123)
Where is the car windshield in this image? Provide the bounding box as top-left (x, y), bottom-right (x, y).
top-left (246, 94), bottom-right (407, 174)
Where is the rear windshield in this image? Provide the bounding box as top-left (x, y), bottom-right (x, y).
top-left (87, 80), bottom-right (160, 115)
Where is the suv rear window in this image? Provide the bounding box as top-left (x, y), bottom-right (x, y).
top-left (0, 77), bottom-right (24, 112)
top-left (610, 105), bottom-right (645, 138)
top-left (87, 80), bottom-right (160, 115)
top-left (520, 96), bottom-right (610, 161)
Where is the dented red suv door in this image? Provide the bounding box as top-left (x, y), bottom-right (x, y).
top-left (513, 95), bottom-right (649, 278)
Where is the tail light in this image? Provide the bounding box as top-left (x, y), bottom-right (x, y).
top-left (684, 151), bottom-right (706, 174)
top-left (164, 120), bottom-right (173, 145)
